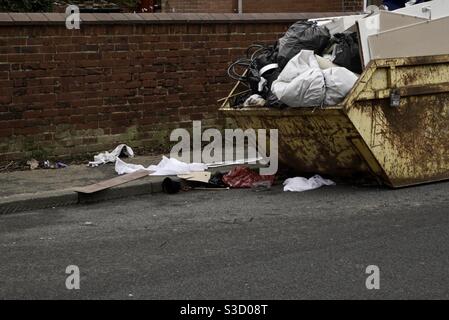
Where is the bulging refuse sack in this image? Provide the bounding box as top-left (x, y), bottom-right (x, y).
top-left (272, 50), bottom-right (326, 108)
top-left (324, 32), bottom-right (362, 74)
top-left (271, 50), bottom-right (358, 108)
top-left (323, 67), bottom-right (359, 106)
top-left (277, 21), bottom-right (330, 69)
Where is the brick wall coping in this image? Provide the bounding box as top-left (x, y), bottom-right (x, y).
top-left (0, 12), bottom-right (359, 26)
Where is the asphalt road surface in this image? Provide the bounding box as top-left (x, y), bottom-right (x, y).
top-left (1, 181), bottom-right (448, 300)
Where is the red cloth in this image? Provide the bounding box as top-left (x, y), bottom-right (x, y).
top-left (222, 166), bottom-right (275, 188)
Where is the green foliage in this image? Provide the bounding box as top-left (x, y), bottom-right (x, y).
top-left (0, 0), bottom-right (53, 12)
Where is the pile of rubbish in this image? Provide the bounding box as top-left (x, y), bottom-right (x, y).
top-left (78, 144), bottom-right (336, 194)
top-left (227, 20), bottom-right (361, 109)
top-left (226, 0), bottom-right (449, 109)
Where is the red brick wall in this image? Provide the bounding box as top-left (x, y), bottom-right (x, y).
top-left (4, 13), bottom-right (345, 162)
top-left (162, 0), bottom-right (364, 13)
top-left (163, 0), bottom-right (234, 13)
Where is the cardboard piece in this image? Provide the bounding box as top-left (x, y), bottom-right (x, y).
top-left (74, 169), bottom-right (150, 194)
top-left (177, 172), bottom-right (212, 183)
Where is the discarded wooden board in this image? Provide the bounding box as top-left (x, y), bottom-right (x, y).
top-left (369, 16), bottom-right (449, 61)
top-left (177, 172), bottom-right (211, 183)
top-left (356, 11), bottom-right (426, 66)
top-left (74, 169), bottom-right (150, 194)
top-left (394, 0), bottom-right (449, 20)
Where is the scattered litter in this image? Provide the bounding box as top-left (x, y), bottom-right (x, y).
top-left (222, 166), bottom-right (275, 188)
top-left (88, 144), bottom-right (134, 167)
top-left (82, 221), bottom-right (94, 226)
top-left (115, 156), bottom-right (207, 176)
top-left (283, 175), bottom-right (336, 192)
top-left (27, 159), bottom-right (39, 170)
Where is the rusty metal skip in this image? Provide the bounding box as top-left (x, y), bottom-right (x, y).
top-left (220, 55), bottom-right (449, 188)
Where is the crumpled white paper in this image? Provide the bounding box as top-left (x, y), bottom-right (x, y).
top-left (115, 156), bottom-right (208, 176)
top-left (283, 175), bottom-right (336, 192)
top-left (88, 144), bottom-right (134, 167)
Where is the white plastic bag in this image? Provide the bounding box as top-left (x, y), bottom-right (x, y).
top-left (88, 144), bottom-right (134, 167)
top-left (271, 50), bottom-right (326, 108)
top-left (323, 67), bottom-right (358, 105)
top-left (271, 50), bottom-right (358, 107)
top-left (283, 175), bottom-right (335, 192)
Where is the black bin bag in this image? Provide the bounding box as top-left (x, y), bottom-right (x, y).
top-left (277, 21), bottom-right (331, 69)
top-left (327, 32), bottom-right (363, 74)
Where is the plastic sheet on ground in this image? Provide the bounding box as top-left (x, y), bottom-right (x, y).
top-left (283, 175), bottom-right (336, 192)
top-left (115, 156), bottom-right (208, 176)
top-left (88, 144), bottom-right (134, 167)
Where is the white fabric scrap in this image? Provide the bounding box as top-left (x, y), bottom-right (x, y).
top-left (115, 156), bottom-right (208, 176)
top-left (283, 175), bottom-right (336, 192)
top-left (88, 144), bottom-right (134, 167)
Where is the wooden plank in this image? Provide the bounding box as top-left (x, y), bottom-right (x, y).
top-left (74, 169), bottom-right (150, 194)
